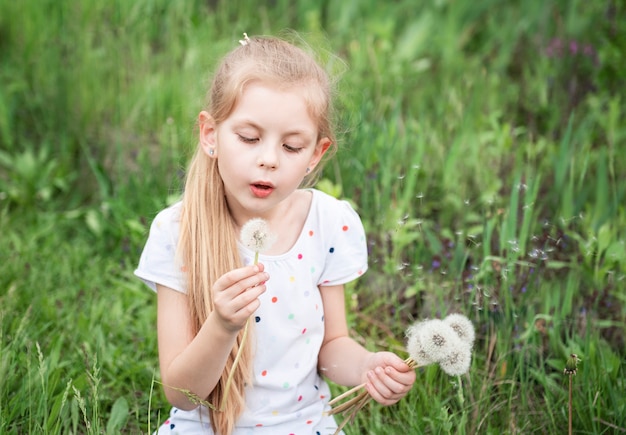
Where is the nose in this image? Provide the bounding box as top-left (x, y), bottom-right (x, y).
top-left (257, 143), bottom-right (279, 170)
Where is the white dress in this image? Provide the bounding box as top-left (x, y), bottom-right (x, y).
top-left (135, 189), bottom-right (368, 435)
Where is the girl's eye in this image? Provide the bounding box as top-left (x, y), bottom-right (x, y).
top-left (237, 134), bottom-right (258, 143)
top-left (283, 144), bottom-right (303, 153)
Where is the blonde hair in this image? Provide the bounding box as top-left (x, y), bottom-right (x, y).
top-left (177, 35), bottom-right (337, 435)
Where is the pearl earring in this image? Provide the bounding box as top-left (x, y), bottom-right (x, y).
top-left (305, 167), bottom-right (310, 174)
top-left (209, 148), bottom-right (215, 156)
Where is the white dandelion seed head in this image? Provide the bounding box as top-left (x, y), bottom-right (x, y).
top-left (240, 218), bottom-right (275, 253)
top-left (405, 320), bottom-right (436, 366)
top-left (418, 319), bottom-right (460, 362)
top-left (438, 342), bottom-right (472, 376)
top-left (443, 313), bottom-right (476, 348)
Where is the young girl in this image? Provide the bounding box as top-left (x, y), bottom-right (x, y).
top-left (135, 34), bottom-right (415, 435)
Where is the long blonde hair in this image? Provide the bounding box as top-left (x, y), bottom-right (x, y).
top-left (177, 34), bottom-right (338, 435)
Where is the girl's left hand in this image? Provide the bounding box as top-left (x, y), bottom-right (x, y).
top-left (362, 352), bottom-right (416, 406)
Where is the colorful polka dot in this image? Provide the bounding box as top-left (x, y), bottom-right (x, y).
top-left (288, 313), bottom-right (295, 320)
top-left (271, 296), bottom-right (278, 303)
top-left (298, 395), bottom-right (303, 401)
top-left (255, 316), bottom-right (261, 322)
top-left (289, 276), bottom-right (295, 282)
top-left (308, 230), bottom-right (314, 236)
top-left (306, 420), bottom-right (313, 424)
top-left (261, 370), bottom-right (267, 376)
top-left (297, 253), bottom-right (303, 260)
top-left (302, 328), bottom-right (307, 334)
top-left (342, 225), bottom-right (349, 231)
top-left (329, 247), bottom-right (334, 253)
top-left (283, 382), bottom-right (290, 388)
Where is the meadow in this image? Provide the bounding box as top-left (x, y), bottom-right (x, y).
top-left (1, 0), bottom-right (625, 433)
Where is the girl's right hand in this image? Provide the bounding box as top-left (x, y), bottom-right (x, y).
top-left (212, 263), bottom-right (269, 332)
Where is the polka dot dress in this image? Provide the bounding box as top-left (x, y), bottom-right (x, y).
top-left (135, 189), bottom-right (368, 434)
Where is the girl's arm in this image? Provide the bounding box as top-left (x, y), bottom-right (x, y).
top-left (156, 264), bottom-right (269, 410)
top-left (318, 285), bottom-right (415, 406)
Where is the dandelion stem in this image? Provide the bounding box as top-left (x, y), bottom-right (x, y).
top-left (221, 317), bottom-right (251, 412)
top-left (328, 383), bottom-right (367, 408)
top-left (568, 374), bottom-right (573, 435)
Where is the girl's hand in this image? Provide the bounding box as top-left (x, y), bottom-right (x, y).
top-left (362, 351), bottom-right (416, 406)
top-left (212, 263), bottom-right (269, 332)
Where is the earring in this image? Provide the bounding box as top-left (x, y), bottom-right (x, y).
top-left (209, 148), bottom-right (215, 156)
top-left (305, 167), bottom-right (310, 174)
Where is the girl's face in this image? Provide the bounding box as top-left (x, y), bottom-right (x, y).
top-left (199, 82), bottom-right (330, 225)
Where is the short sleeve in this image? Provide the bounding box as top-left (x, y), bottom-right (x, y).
top-left (317, 194), bottom-right (368, 286)
top-left (134, 203), bottom-right (186, 293)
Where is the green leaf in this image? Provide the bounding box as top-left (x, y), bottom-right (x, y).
top-left (106, 397), bottom-right (129, 435)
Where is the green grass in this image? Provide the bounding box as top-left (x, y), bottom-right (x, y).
top-left (1, 0), bottom-right (625, 433)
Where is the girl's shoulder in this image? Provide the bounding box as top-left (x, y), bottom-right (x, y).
top-left (149, 201), bottom-right (183, 232)
top-left (308, 188), bottom-right (362, 223)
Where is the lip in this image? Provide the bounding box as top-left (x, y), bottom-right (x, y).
top-left (250, 181), bottom-right (275, 198)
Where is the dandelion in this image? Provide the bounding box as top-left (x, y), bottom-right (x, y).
top-left (416, 319), bottom-right (457, 362)
top-left (564, 353), bottom-right (581, 435)
top-left (240, 218), bottom-right (275, 264)
top-left (443, 313), bottom-right (476, 348)
top-left (222, 218), bottom-right (275, 411)
top-left (405, 321), bottom-right (435, 366)
top-left (438, 343), bottom-right (472, 376)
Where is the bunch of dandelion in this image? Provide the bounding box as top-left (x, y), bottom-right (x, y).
top-left (221, 218), bottom-right (275, 411)
top-left (327, 313), bottom-right (475, 434)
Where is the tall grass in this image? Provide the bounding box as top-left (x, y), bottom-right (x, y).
top-left (1, 0), bottom-right (625, 433)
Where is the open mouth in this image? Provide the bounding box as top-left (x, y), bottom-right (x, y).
top-left (250, 183), bottom-right (274, 198)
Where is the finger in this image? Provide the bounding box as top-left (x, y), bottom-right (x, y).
top-left (232, 283), bottom-right (267, 315)
top-left (383, 365), bottom-right (416, 386)
top-left (214, 267), bottom-right (269, 296)
top-left (366, 368), bottom-right (395, 403)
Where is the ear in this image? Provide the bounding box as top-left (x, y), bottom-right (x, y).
top-left (307, 137), bottom-right (332, 171)
top-left (198, 111), bottom-right (217, 158)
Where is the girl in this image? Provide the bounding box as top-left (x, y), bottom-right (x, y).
top-left (135, 34), bottom-right (415, 435)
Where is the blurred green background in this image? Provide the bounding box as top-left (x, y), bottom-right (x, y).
top-left (1, 0), bottom-right (625, 433)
